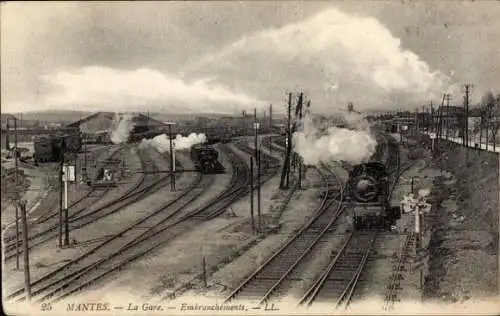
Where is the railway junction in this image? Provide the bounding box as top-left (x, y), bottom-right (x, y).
top-left (1, 105), bottom-right (499, 314)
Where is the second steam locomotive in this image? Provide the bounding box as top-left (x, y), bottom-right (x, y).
top-left (190, 144), bottom-right (225, 174)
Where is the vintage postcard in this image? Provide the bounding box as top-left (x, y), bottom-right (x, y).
top-left (1, 1), bottom-right (499, 315)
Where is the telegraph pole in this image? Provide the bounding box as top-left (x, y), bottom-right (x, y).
top-left (253, 109), bottom-right (262, 232)
top-left (14, 117), bottom-right (20, 269)
top-left (463, 84), bottom-right (473, 148)
top-left (280, 93), bottom-right (293, 189)
top-left (254, 108), bottom-right (258, 162)
top-left (269, 104), bottom-right (273, 132)
top-left (168, 124), bottom-right (175, 191)
top-left (242, 110), bottom-right (246, 138)
top-left (6, 117), bottom-right (10, 150)
top-left (82, 132), bottom-right (88, 183)
top-left (257, 149), bottom-right (262, 233)
top-left (297, 94), bottom-right (304, 189)
top-left (20, 200), bottom-right (32, 302)
top-left (249, 157), bottom-right (255, 233)
top-left (445, 94), bottom-right (451, 140)
top-left (437, 94), bottom-right (445, 140)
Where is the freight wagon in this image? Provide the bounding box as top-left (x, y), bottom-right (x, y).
top-left (33, 133), bottom-right (82, 164)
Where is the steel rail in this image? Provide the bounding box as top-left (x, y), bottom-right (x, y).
top-left (39, 143), bottom-right (253, 302)
top-left (3, 145), bottom-right (124, 246)
top-left (223, 162), bottom-right (344, 303)
top-left (7, 168), bottom-right (206, 302)
top-left (3, 147), bottom-right (175, 260)
top-left (7, 143), bottom-right (250, 302)
top-left (298, 231), bottom-right (377, 307)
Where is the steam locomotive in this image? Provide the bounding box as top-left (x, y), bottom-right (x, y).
top-left (190, 144), bottom-right (225, 174)
top-left (345, 162), bottom-right (397, 228)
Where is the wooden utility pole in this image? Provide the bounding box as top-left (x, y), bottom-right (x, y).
top-left (445, 94), bottom-right (451, 140)
top-left (202, 256), bottom-right (207, 288)
top-left (464, 84), bottom-right (473, 148)
top-left (249, 157), bottom-right (255, 233)
top-left (20, 200), bottom-right (32, 302)
top-left (14, 117), bottom-right (20, 269)
top-left (82, 132), bottom-right (88, 183)
top-left (257, 149), bottom-right (262, 233)
top-left (437, 94), bottom-right (445, 140)
top-left (242, 110), bottom-right (247, 138)
top-left (297, 93), bottom-right (304, 189)
top-left (6, 117), bottom-right (10, 150)
top-left (486, 100), bottom-right (490, 149)
top-left (269, 104), bottom-right (273, 132)
top-left (279, 93), bottom-right (293, 189)
top-left (168, 124), bottom-right (175, 191)
top-left (254, 108), bottom-right (258, 162)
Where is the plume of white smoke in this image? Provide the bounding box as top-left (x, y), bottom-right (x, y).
top-left (292, 113), bottom-right (377, 166)
top-left (418, 188), bottom-right (431, 197)
top-left (140, 133), bottom-right (207, 152)
top-left (110, 113), bottom-right (135, 144)
top-left (339, 110), bottom-right (373, 131)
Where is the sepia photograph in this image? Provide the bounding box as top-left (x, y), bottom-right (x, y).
top-left (1, 1), bottom-right (499, 315)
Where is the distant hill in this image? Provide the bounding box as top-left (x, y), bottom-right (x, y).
top-left (5, 110), bottom-right (94, 124)
top-left (3, 110), bottom-right (288, 126)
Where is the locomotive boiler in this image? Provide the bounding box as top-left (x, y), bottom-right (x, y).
top-left (345, 162), bottom-right (399, 229)
top-left (190, 144), bottom-right (225, 174)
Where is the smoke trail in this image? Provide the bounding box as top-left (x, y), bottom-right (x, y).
top-left (110, 113), bottom-right (135, 144)
top-left (338, 110), bottom-right (372, 131)
top-left (140, 133), bottom-right (207, 152)
top-left (292, 113), bottom-right (377, 166)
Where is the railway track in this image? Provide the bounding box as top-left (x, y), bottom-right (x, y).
top-left (298, 230), bottom-right (377, 308)
top-left (2, 145), bottom-right (125, 253)
top-left (223, 164), bottom-right (345, 304)
top-left (3, 146), bottom-right (182, 261)
top-left (264, 133), bottom-right (398, 308)
top-left (6, 143), bottom-right (258, 303)
top-left (3, 145), bottom-right (122, 235)
top-left (7, 170), bottom-right (211, 303)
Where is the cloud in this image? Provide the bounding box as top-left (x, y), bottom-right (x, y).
top-left (39, 66), bottom-right (263, 114)
top-left (187, 8), bottom-right (457, 111)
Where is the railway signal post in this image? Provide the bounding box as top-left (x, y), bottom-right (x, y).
top-left (167, 123), bottom-right (176, 191)
top-left (429, 132), bottom-right (436, 156)
top-left (63, 164), bottom-right (76, 246)
top-left (58, 141), bottom-right (65, 248)
top-left (254, 119), bottom-right (262, 233)
top-left (280, 93), bottom-right (293, 190)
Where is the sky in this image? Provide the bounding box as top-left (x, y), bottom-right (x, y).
top-left (1, 1), bottom-right (500, 115)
